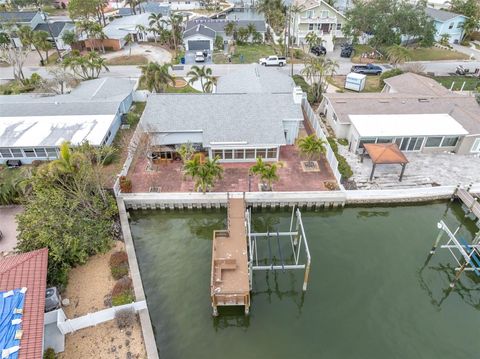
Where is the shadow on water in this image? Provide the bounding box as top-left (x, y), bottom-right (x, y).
top-left (356, 210), bottom-right (390, 219)
top-left (213, 307), bottom-right (251, 330)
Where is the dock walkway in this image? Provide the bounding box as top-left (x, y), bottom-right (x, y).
top-left (455, 188), bottom-right (480, 219)
top-left (210, 196), bottom-right (250, 316)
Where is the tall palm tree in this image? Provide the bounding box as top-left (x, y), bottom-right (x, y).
top-left (187, 65), bottom-right (216, 93)
top-left (148, 13), bottom-right (163, 43)
top-left (224, 21), bottom-right (237, 38)
top-left (164, 14), bottom-right (183, 56)
top-left (301, 56), bottom-right (338, 103)
top-left (305, 31), bottom-right (321, 50)
top-left (298, 134), bottom-right (326, 165)
top-left (34, 31), bottom-right (52, 63)
top-left (140, 62), bottom-right (174, 93)
top-left (124, 33), bottom-right (134, 57)
top-left (386, 45), bottom-right (411, 67)
top-left (184, 154), bottom-right (223, 193)
top-left (18, 26), bottom-right (45, 64)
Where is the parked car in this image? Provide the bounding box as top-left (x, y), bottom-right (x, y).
top-left (340, 43), bottom-right (353, 58)
top-left (5, 159), bottom-right (21, 168)
top-left (195, 51), bottom-right (205, 63)
top-left (259, 55), bottom-right (287, 67)
top-left (311, 45), bottom-right (327, 56)
top-left (351, 64), bottom-right (383, 75)
top-left (45, 287), bottom-right (61, 312)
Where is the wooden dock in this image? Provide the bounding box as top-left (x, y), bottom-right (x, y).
top-left (210, 196), bottom-right (250, 316)
top-left (455, 188), bottom-right (480, 219)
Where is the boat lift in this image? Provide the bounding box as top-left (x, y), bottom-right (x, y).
top-left (427, 220), bottom-right (480, 288)
top-left (245, 206), bottom-right (312, 291)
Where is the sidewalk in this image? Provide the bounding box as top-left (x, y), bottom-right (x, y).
top-left (450, 43), bottom-right (479, 60)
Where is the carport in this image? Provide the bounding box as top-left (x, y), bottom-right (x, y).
top-left (361, 143), bottom-right (409, 182)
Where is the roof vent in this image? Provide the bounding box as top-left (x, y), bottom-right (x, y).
top-left (378, 100), bottom-right (389, 103)
top-left (418, 98), bottom-right (429, 102)
top-left (335, 100), bottom-right (347, 103)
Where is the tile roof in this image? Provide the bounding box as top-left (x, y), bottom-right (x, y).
top-left (383, 72), bottom-right (450, 96)
top-left (0, 249), bottom-right (49, 359)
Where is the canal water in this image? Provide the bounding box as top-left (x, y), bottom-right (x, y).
top-left (129, 203), bottom-right (480, 359)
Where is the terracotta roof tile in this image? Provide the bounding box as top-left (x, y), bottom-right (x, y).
top-left (0, 248), bottom-right (48, 359)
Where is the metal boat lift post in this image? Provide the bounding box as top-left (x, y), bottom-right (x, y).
top-left (246, 206), bottom-right (312, 291)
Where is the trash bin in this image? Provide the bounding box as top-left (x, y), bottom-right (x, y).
top-left (181, 57), bottom-right (185, 64)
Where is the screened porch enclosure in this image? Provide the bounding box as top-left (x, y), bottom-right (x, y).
top-left (210, 146), bottom-right (280, 162)
top-left (357, 135), bottom-right (461, 153)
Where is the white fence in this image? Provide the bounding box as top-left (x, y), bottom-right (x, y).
top-left (57, 301), bottom-right (147, 335)
top-left (301, 98), bottom-right (342, 184)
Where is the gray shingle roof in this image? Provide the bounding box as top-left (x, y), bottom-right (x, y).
top-left (185, 18), bottom-right (266, 33)
top-left (34, 21), bottom-right (70, 37)
top-left (184, 24), bottom-right (216, 39)
top-left (217, 64), bottom-right (294, 94)
top-left (0, 78), bottom-right (135, 117)
top-left (141, 93), bottom-right (303, 146)
top-left (425, 7), bottom-right (465, 22)
top-left (0, 11), bottom-right (38, 23)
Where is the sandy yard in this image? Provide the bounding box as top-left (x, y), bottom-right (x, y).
top-left (63, 240), bottom-right (125, 318)
top-left (102, 43), bottom-right (172, 64)
top-left (58, 318), bottom-right (147, 359)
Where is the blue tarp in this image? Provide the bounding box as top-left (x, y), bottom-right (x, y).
top-left (0, 288), bottom-right (26, 359)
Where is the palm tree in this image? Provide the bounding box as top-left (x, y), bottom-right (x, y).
top-left (140, 62), bottom-right (174, 93)
top-left (305, 31), bottom-right (320, 50)
top-left (290, 4), bottom-right (304, 44)
top-left (224, 21), bottom-right (237, 38)
top-left (301, 56), bottom-right (338, 103)
top-left (61, 30), bottom-right (77, 48)
top-left (34, 31), bottom-right (52, 63)
top-left (18, 26), bottom-right (45, 64)
top-left (298, 134), bottom-right (326, 165)
top-left (148, 13), bottom-right (163, 43)
top-left (386, 45), bottom-right (411, 67)
top-left (249, 157), bottom-right (282, 191)
top-left (187, 65), bottom-right (216, 93)
top-left (184, 154), bottom-right (223, 193)
top-left (164, 14), bottom-right (183, 56)
top-left (124, 33), bottom-right (134, 57)
top-left (246, 23), bottom-right (256, 40)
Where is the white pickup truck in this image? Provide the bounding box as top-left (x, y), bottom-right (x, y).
top-left (259, 55), bottom-right (287, 67)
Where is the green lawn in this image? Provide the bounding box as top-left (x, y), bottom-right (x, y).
top-left (329, 75), bottom-right (383, 93)
top-left (433, 76), bottom-right (480, 91)
top-left (213, 44), bottom-right (277, 64)
top-left (165, 84), bottom-right (200, 93)
top-left (106, 55), bottom-right (149, 66)
top-left (352, 45), bottom-right (469, 63)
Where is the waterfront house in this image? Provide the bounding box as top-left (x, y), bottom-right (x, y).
top-left (0, 78), bottom-right (135, 164)
top-left (118, 2), bottom-right (171, 17)
top-left (289, 0), bottom-right (348, 52)
top-left (425, 7), bottom-right (468, 43)
top-left (183, 17), bottom-right (266, 51)
top-left (139, 89), bottom-right (304, 162)
top-left (319, 73), bottom-right (480, 155)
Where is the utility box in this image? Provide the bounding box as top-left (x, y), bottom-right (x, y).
top-left (345, 72), bottom-right (366, 92)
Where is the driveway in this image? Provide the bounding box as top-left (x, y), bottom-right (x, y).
top-left (101, 43), bottom-right (172, 64)
top-left (0, 206), bottom-right (23, 253)
top-left (184, 50), bottom-right (213, 65)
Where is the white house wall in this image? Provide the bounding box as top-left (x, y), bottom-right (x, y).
top-left (282, 119), bottom-right (301, 144)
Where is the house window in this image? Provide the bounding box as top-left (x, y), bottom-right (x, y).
top-left (46, 148), bottom-right (58, 158)
top-left (376, 138), bottom-right (393, 144)
top-left (309, 24), bottom-right (314, 30)
top-left (332, 113), bottom-right (337, 122)
top-left (441, 136), bottom-right (458, 147)
top-left (471, 138), bottom-right (480, 153)
top-left (359, 138), bottom-right (376, 148)
top-left (305, 10), bottom-right (314, 18)
top-left (11, 148), bottom-right (23, 157)
top-left (317, 24), bottom-right (322, 30)
top-left (267, 148), bottom-right (277, 159)
top-left (224, 149), bottom-right (233, 159)
top-left (256, 149), bottom-right (266, 158)
top-left (234, 149), bottom-right (244, 160)
top-left (34, 148), bottom-right (47, 157)
top-left (212, 149), bottom-right (223, 159)
top-left (0, 148), bottom-right (13, 158)
top-left (320, 10), bottom-right (329, 18)
top-left (457, 22), bottom-right (464, 28)
top-left (448, 22), bottom-right (454, 29)
top-left (245, 149), bottom-right (255, 159)
top-left (23, 148), bottom-right (36, 157)
top-left (336, 23), bottom-right (342, 30)
top-left (425, 136), bottom-right (443, 147)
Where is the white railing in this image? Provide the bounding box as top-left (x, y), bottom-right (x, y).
top-left (57, 301), bottom-right (147, 335)
top-left (301, 98), bottom-right (342, 183)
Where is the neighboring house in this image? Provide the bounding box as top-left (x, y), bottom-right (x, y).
top-left (183, 17), bottom-right (266, 51)
top-left (96, 12), bottom-right (157, 50)
top-left (118, 2), bottom-right (171, 17)
top-left (290, 0), bottom-right (347, 52)
top-left (53, 0), bottom-right (69, 8)
top-left (139, 90), bottom-right (304, 162)
top-left (159, 0), bottom-right (202, 10)
top-left (0, 11), bottom-right (44, 47)
top-left (216, 63), bottom-right (295, 93)
top-left (319, 73), bottom-right (480, 155)
top-left (0, 248), bottom-right (49, 359)
top-left (0, 78), bottom-right (136, 164)
top-left (426, 7), bottom-right (468, 43)
top-left (34, 21), bottom-right (75, 50)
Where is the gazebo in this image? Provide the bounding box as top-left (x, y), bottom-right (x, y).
top-left (361, 143), bottom-right (409, 182)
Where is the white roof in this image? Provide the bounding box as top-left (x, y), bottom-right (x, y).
top-left (349, 114), bottom-right (469, 138)
top-left (0, 115), bottom-right (116, 147)
top-left (346, 72), bottom-right (366, 80)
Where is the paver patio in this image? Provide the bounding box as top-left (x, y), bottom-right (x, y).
top-left (127, 145), bottom-right (336, 193)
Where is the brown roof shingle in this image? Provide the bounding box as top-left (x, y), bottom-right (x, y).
top-left (0, 248), bottom-right (48, 359)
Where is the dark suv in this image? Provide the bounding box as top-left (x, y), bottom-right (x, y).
top-left (340, 43), bottom-right (353, 58)
top-left (310, 45), bottom-right (327, 56)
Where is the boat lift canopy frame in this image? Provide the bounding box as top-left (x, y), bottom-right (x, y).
top-left (246, 206), bottom-right (312, 291)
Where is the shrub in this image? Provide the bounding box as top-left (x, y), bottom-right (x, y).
top-left (293, 49), bottom-right (303, 59)
top-left (126, 112), bottom-right (140, 127)
top-left (119, 176), bottom-right (132, 193)
top-left (380, 68), bottom-right (403, 86)
top-left (214, 35), bottom-right (224, 50)
top-left (112, 292), bottom-right (135, 306)
top-left (43, 348), bottom-right (56, 359)
top-left (109, 251), bottom-right (128, 267)
top-left (115, 308), bottom-right (135, 329)
top-left (327, 137), bottom-right (353, 179)
top-left (111, 265), bottom-right (129, 280)
top-left (337, 138), bottom-right (349, 146)
top-left (112, 276), bottom-right (133, 297)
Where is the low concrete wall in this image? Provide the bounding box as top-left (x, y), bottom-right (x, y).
top-left (117, 198), bottom-right (159, 359)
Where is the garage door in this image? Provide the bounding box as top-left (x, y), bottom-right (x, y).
top-left (188, 40), bottom-right (210, 51)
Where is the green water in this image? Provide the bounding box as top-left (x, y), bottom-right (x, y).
top-left (129, 203), bottom-right (480, 359)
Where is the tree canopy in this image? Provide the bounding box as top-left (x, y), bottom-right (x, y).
top-left (344, 0), bottom-right (435, 47)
